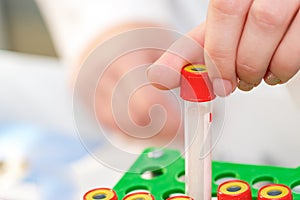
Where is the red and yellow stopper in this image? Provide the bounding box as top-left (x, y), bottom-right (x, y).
top-left (217, 180), bottom-right (252, 200)
top-left (123, 192), bottom-right (155, 200)
top-left (180, 64), bottom-right (215, 102)
top-left (83, 188), bottom-right (118, 200)
top-left (258, 184), bottom-right (293, 200)
top-left (166, 195), bottom-right (193, 200)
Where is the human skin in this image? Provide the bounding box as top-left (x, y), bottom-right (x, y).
top-left (148, 0), bottom-right (300, 97)
top-left (73, 23), bottom-right (183, 143)
top-left (74, 1), bottom-right (300, 140)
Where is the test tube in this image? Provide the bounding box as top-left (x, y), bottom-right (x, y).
top-left (123, 192), bottom-right (155, 200)
top-left (180, 64), bottom-right (216, 200)
top-left (166, 195), bottom-right (194, 200)
top-left (258, 184), bottom-right (293, 200)
top-left (217, 180), bottom-right (252, 200)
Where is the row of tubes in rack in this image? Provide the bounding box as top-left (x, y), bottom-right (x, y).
top-left (83, 180), bottom-right (293, 200)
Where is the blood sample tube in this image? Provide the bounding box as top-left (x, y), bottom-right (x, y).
top-left (258, 184), bottom-right (293, 200)
top-left (123, 192), bottom-right (155, 200)
top-left (180, 64), bottom-right (216, 200)
top-left (166, 195), bottom-right (194, 200)
top-left (217, 180), bottom-right (252, 200)
top-left (83, 188), bottom-right (118, 200)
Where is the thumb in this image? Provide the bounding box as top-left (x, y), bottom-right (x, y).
top-left (147, 22), bottom-right (206, 90)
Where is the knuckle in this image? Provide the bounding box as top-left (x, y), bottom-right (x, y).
top-left (206, 47), bottom-right (234, 61)
top-left (205, 47), bottom-right (235, 78)
top-left (211, 0), bottom-right (245, 16)
top-left (251, 5), bottom-right (286, 28)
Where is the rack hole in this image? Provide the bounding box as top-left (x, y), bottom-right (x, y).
top-left (169, 193), bottom-right (186, 198)
top-left (126, 185), bottom-right (150, 195)
top-left (162, 189), bottom-right (185, 199)
top-left (141, 167), bottom-right (164, 180)
top-left (291, 181), bottom-right (300, 194)
top-left (214, 172), bottom-right (238, 185)
top-left (252, 176), bottom-right (275, 189)
top-left (177, 171), bottom-right (185, 183)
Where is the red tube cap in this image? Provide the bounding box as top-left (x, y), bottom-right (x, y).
top-left (180, 64), bottom-right (215, 102)
top-left (166, 195), bottom-right (193, 200)
top-left (83, 188), bottom-right (118, 200)
top-left (123, 192), bottom-right (155, 200)
top-left (258, 184), bottom-right (293, 200)
top-left (217, 180), bottom-right (252, 200)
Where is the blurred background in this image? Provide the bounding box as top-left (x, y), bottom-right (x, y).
top-left (0, 0), bottom-right (56, 56)
top-left (0, 1), bottom-right (105, 199)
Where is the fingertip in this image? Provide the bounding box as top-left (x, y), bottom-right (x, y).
top-left (147, 64), bottom-right (181, 90)
top-left (264, 71), bottom-right (281, 86)
top-left (147, 23), bottom-right (208, 90)
top-left (237, 80), bottom-right (254, 91)
top-left (212, 78), bottom-right (233, 97)
top-left (147, 65), bottom-right (165, 89)
top-left (205, 52), bottom-right (235, 96)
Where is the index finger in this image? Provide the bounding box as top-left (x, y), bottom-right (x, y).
top-left (147, 23), bottom-right (206, 90)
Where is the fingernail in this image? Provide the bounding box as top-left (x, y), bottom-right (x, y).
top-left (147, 65), bottom-right (167, 90)
top-left (254, 79), bottom-right (262, 87)
top-left (238, 80), bottom-right (254, 91)
top-left (265, 72), bottom-right (281, 85)
top-left (213, 78), bottom-right (233, 97)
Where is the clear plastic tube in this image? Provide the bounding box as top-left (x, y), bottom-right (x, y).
top-left (184, 100), bottom-right (212, 200)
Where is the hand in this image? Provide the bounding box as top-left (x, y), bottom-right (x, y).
top-left (72, 23), bottom-right (183, 145)
top-left (94, 49), bottom-right (182, 142)
top-left (148, 0), bottom-right (300, 96)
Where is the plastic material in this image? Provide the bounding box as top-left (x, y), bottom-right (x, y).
top-left (84, 188), bottom-right (118, 200)
top-left (181, 64), bottom-right (215, 200)
top-left (123, 192), bottom-right (155, 200)
top-left (166, 196), bottom-right (193, 200)
top-left (180, 64), bottom-right (215, 102)
top-left (183, 100), bottom-right (212, 200)
top-left (258, 184), bottom-right (293, 200)
top-left (217, 180), bottom-right (252, 200)
top-left (111, 148), bottom-right (300, 199)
